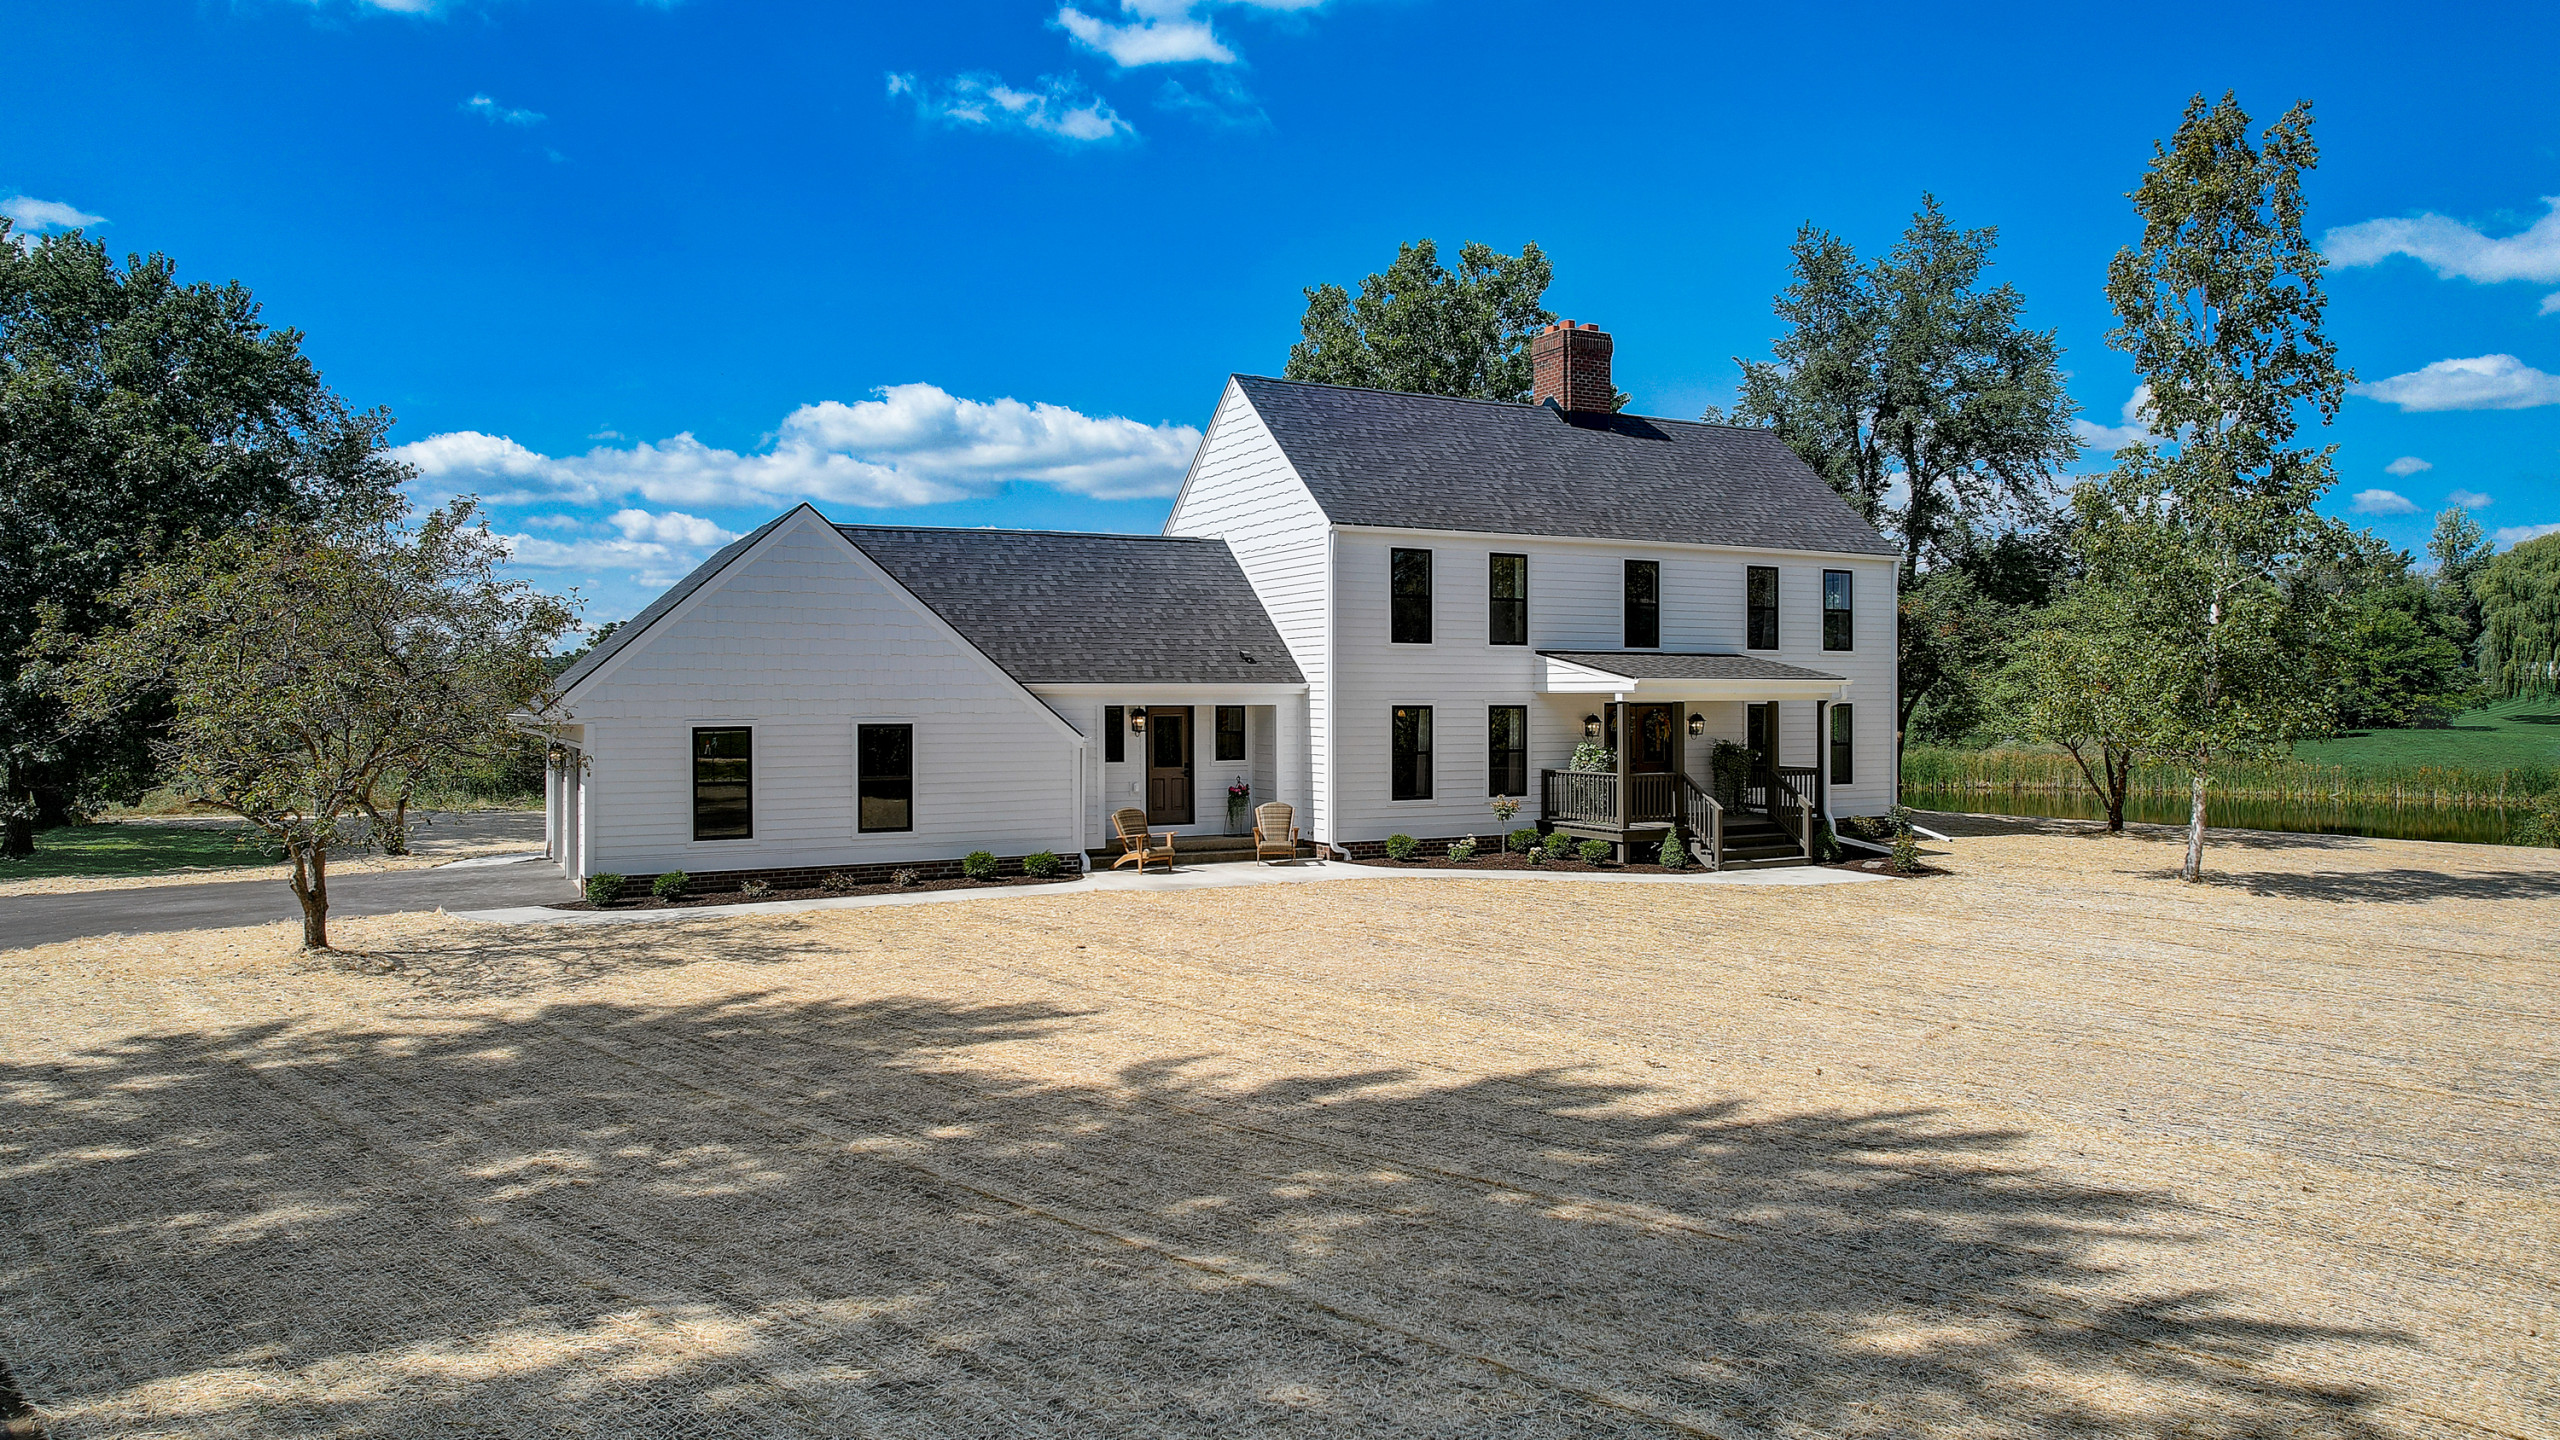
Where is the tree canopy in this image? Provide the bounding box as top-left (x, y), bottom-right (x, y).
top-left (1284, 239), bottom-right (1556, 402)
top-left (39, 500), bottom-right (577, 948)
top-left (1718, 196), bottom-right (2082, 576)
top-left (0, 221), bottom-right (404, 856)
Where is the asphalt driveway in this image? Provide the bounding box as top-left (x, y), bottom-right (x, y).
top-left (0, 813), bottom-right (574, 949)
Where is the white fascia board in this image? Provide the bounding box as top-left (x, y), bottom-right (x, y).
top-left (1027, 682), bottom-right (1307, 702)
top-left (1332, 521), bottom-right (1897, 567)
top-left (1159, 376), bottom-right (1242, 534)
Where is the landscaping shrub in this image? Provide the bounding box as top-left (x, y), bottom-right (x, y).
top-left (1811, 819), bottom-right (1841, 864)
top-left (583, 873), bottom-right (624, 906)
top-left (962, 850), bottom-right (1000, 881)
top-left (1576, 838), bottom-right (1611, 864)
top-left (1887, 807), bottom-right (1921, 875)
top-left (1021, 849), bottom-right (1063, 878)
top-left (1447, 835), bottom-right (1478, 862)
top-left (820, 871), bottom-right (856, 893)
top-left (740, 878), bottom-right (772, 898)
top-left (891, 868), bottom-right (921, 888)
top-left (1382, 833), bottom-right (1420, 861)
top-left (1657, 832), bottom-right (1689, 869)
top-left (651, 871), bottom-right (689, 901)
top-left (1536, 832), bottom-right (1575, 863)
top-left (1505, 827), bottom-right (1539, 854)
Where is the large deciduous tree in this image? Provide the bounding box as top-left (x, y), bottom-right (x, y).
top-left (40, 500), bottom-right (577, 949)
top-left (2079, 93), bottom-right (2349, 883)
top-left (1721, 196), bottom-right (2083, 577)
top-left (1285, 239), bottom-right (1557, 403)
top-left (2478, 532), bottom-right (2560, 699)
top-left (0, 222), bottom-right (403, 857)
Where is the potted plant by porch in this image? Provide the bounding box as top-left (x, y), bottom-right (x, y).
top-left (1226, 777), bottom-right (1252, 835)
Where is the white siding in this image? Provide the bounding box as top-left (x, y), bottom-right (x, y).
top-left (1324, 529), bottom-right (1900, 840)
top-left (1164, 382), bottom-right (1337, 837)
top-left (564, 512), bottom-right (1083, 877)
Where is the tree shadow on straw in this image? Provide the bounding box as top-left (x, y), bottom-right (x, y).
top-left (2, 993), bottom-right (2411, 1439)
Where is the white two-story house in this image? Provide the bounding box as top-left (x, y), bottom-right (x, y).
top-left (538, 322), bottom-right (1898, 885)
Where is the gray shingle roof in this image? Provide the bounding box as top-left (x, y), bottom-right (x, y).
top-left (1540, 650), bottom-right (1846, 682)
top-left (1232, 375), bottom-right (1898, 557)
top-left (841, 526), bottom-right (1304, 686)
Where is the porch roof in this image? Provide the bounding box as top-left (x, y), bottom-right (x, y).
top-left (1535, 650), bottom-right (1848, 699)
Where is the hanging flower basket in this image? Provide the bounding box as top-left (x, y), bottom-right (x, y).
top-left (1226, 778), bottom-right (1252, 835)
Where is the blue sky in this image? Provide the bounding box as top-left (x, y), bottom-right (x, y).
top-left (6, 0), bottom-right (2558, 626)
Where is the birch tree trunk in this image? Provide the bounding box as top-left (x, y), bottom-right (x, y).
top-left (2182, 765), bottom-right (2208, 882)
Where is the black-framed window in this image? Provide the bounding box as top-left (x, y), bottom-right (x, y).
top-left (1391, 705), bottom-right (1433, 800)
top-left (1830, 704), bottom-right (1855, 785)
top-left (858, 723), bottom-right (913, 833)
top-left (1488, 705), bottom-right (1527, 797)
top-left (692, 727), bottom-right (752, 841)
top-left (1823, 570), bottom-right (1854, 652)
top-left (1745, 703), bottom-right (1771, 761)
top-left (1746, 566), bottom-right (1780, 650)
top-left (1215, 705), bottom-right (1245, 762)
top-left (1391, 547), bottom-right (1433, 644)
top-left (1488, 553), bottom-right (1528, 646)
top-left (1103, 705), bottom-right (1125, 763)
top-left (1624, 560), bottom-right (1660, 648)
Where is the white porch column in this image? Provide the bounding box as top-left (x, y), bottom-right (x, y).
top-left (1276, 690), bottom-right (1309, 834)
top-left (543, 751), bottom-right (561, 861)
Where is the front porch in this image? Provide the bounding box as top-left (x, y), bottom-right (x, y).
top-left (1535, 651), bottom-right (1849, 870)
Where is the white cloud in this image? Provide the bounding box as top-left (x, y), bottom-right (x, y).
top-left (1155, 73), bottom-right (1270, 130)
top-left (463, 94), bottom-right (545, 126)
top-left (393, 383), bottom-right (1202, 512)
top-left (2492, 522), bottom-right (2560, 548)
top-left (2327, 198), bottom-right (2560, 286)
top-left (608, 508), bottom-right (735, 547)
top-left (2070, 384), bottom-right (2160, 452)
top-left (2448, 489), bottom-right (2493, 508)
top-left (496, 510), bottom-right (738, 588)
top-left (1, 193), bottom-right (104, 237)
top-left (2352, 354), bottom-right (2560, 412)
top-left (2382, 455), bottom-right (2433, 477)
top-left (1056, 0), bottom-right (1326, 67)
top-left (886, 72), bottom-right (1132, 143)
top-left (2543, 292), bottom-right (2560, 317)
top-left (1059, 6), bottom-right (1235, 65)
top-left (2350, 489), bottom-right (2417, 516)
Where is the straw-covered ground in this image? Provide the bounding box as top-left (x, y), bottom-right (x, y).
top-left (3, 818), bottom-right (2555, 1438)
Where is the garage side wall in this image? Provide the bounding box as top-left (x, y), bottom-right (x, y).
top-left (566, 519), bottom-right (1081, 879)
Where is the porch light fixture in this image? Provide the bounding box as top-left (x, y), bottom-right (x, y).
top-left (1582, 714), bottom-right (1602, 740)
top-left (1128, 707), bottom-right (1148, 733)
top-left (1687, 712), bottom-right (1706, 737)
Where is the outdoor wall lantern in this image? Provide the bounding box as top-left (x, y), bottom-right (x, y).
top-left (1687, 712), bottom-right (1706, 737)
top-left (1128, 706), bottom-right (1148, 733)
top-left (1582, 714), bottom-right (1603, 740)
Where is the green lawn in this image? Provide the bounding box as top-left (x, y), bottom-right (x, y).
top-left (2294, 695), bottom-right (2560, 775)
top-left (0, 823), bottom-right (284, 882)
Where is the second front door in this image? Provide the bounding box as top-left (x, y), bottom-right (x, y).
top-left (1147, 707), bottom-right (1194, 825)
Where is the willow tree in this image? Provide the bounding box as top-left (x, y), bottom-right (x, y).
top-left (2081, 93), bottom-right (2349, 882)
top-left (2478, 532), bottom-right (2560, 698)
top-left (41, 500), bottom-right (576, 948)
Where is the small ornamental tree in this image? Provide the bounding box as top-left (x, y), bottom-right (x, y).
top-left (2080, 93), bottom-right (2351, 882)
top-left (39, 498), bottom-right (577, 948)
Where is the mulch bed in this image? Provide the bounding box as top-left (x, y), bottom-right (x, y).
top-left (555, 875), bottom-right (1076, 911)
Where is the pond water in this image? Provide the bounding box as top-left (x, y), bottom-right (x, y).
top-left (1900, 786), bottom-right (2523, 847)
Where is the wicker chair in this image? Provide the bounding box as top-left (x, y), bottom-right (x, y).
top-left (1252, 802), bottom-right (1300, 864)
top-left (1111, 807), bottom-right (1176, 874)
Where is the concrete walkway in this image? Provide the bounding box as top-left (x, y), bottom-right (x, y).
top-left (453, 857), bottom-right (1884, 928)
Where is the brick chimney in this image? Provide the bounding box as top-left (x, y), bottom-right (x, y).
top-left (1531, 320), bottom-right (1615, 414)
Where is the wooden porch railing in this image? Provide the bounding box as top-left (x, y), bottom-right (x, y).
top-left (1542, 769), bottom-right (1619, 827)
top-left (1676, 772), bottom-right (1723, 871)
top-left (1766, 766), bottom-right (1815, 856)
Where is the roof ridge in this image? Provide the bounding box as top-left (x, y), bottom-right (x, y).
top-left (1233, 372), bottom-right (1761, 432)
top-left (834, 523), bottom-right (1220, 544)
